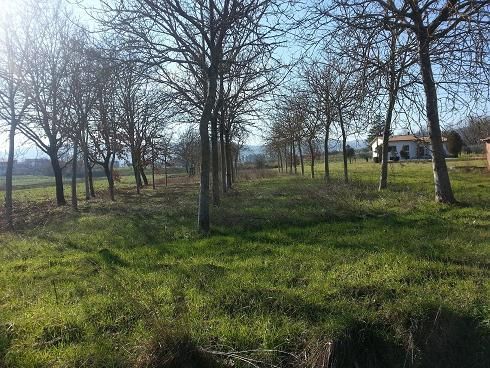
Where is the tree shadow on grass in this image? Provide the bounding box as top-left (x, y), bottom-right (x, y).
top-left (0, 323), bottom-right (13, 368)
top-left (408, 307), bottom-right (490, 368)
top-left (304, 307), bottom-right (490, 368)
top-left (98, 248), bottom-right (129, 267)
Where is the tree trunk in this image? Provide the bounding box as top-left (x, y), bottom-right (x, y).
top-left (49, 152), bottom-right (66, 206)
top-left (131, 150), bottom-right (141, 194)
top-left (104, 157), bottom-right (115, 201)
top-left (71, 142), bottom-right (78, 210)
top-left (284, 145), bottom-right (288, 173)
top-left (297, 139), bottom-right (304, 176)
top-left (417, 30), bottom-right (455, 203)
top-left (140, 166), bottom-right (149, 186)
top-left (152, 154), bottom-right (156, 190)
top-left (339, 109), bottom-right (348, 183)
top-left (198, 64), bottom-right (219, 233)
top-left (379, 32), bottom-right (399, 191)
top-left (324, 124), bottom-right (330, 182)
top-left (231, 151), bottom-right (236, 183)
top-left (88, 165), bottom-right (96, 198)
top-left (308, 140), bottom-right (315, 178)
top-left (378, 100), bottom-right (394, 190)
top-left (83, 145), bottom-right (90, 200)
top-left (211, 110), bottom-right (220, 206)
top-left (164, 157), bottom-right (168, 187)
top-left (220, 121), bottom-right (227, 193)
top-left (225, 131), bottom-right (233, 190)
top-left (234, 152), bottom-right (238, 181)
top-left (4, 112), bottom-right (16, 230)
top-left (132, 161), bottom-right (141, 194)
top-left (292, 140), bottom-right (297, 174)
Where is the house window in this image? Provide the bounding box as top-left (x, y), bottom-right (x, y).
top-left (400, 145), bottom-right (410, 159)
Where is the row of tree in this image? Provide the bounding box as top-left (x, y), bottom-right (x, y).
top-left (1, 0), bottom-right (282, 231)
top-left (266, 0), bottom-right (489, 199)
top-left (2, 0), bottom-right (489, 232)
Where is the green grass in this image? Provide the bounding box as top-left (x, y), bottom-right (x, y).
top-left (0, 160), bottom-right (489, 367)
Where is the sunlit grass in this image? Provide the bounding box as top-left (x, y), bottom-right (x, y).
top-left (0, 159), bottom-right (489, 367)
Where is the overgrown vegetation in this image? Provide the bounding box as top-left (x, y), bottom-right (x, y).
top-left (0, 160), bottom-right (489, 367)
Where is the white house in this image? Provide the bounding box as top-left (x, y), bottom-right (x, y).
top-left (370, 134), bottom-right (448, 161)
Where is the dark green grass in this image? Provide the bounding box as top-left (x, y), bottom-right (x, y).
top-left (0, 160), bottom-right (489, 367)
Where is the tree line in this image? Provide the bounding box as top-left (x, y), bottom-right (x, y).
top-left (1, 0), bottom-right (286, 231)
top-left (266, 0), bottom-right (489, 198)
top-left (1, 0), bottom-right (489, 232)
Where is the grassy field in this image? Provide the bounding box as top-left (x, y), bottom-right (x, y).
top-left (0, 160), bottom-right (489, 367)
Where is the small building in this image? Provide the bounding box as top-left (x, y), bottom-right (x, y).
top-left (0, 160), bottom-right (16, 175)
top-left (371, 134), bottom-right (448, 161)
top-left (482, 137), bottom-right (490, 170)
top-left (23, 158), bottom-right (51, 168)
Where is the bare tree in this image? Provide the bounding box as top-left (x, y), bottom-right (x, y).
top-left (322, 0), bottom-right (490, 203)
top-left (89, 53), bottom-right (122, 201)
top-left (175, 126), bottom-right (200, 177)
top-left (18, 1), bottom-right (73, 206)
top-left (304, 62), bottom-right (340, 182)
top-left (0, 8), bottom-right (30, 228)
top-left (98, 0), bottom-right (289, 232)
top-left (67, 33), bottom-right (99, 205)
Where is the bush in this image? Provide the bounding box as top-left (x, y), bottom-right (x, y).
top-left (446, 131), bottom-right (464, 157)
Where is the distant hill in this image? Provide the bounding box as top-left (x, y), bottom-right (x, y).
top-left (242, 145), bottom-right (265, 156)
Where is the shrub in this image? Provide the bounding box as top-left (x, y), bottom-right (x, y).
top-left (446, 131), bottom-right (464, 157)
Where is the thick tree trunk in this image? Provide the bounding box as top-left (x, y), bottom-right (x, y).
top-left (211, 111), bottom-right (220, 206)
top-left (324, 125), bottom-right (330, 182)
top-left (417, 31), bottom-right (455, 203)
top-left (297, 139), bottom-right (304, 176)
top-left (278, 149), bottom-right (283, 173)
top-left (140, 166), bottom-right (149, 186)
top-left (339, 110), bottom-right (348, 183)
top-left (88, 165), bottom-right (95, 198)
top-left (308, 141), bottom-right (315, 178)
top-left (131, 150), bottom-right (141, 194)
top-left (132, 162), bottom-right (141, 194)
top-left (49, 152), bottom-right (66, 206)
top-left (5, 113), bottom-right (16, 230)
top-left (198, 64), bottom-right (219, 233)
top-left (220, 123), bottom-right (227, 193)
top-left (71, 142), bottom-right (78, 210)
top-left (104, 158), bottom-right (115, 201)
